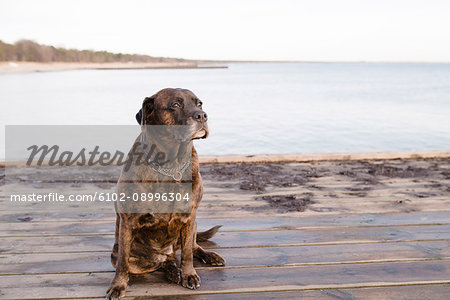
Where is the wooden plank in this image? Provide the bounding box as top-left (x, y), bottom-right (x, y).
top-left (2, 211), bottom-right (450, 236)
top-left (143, 284), bottom-right (450, 300)
top-left (331, 284), bottom-right (450, 300)
top-left (1, 201), bottom-right (449, 219)
top-left (0, 210), bottom-right (449, 227)
top-left (1, 224), bottom-right (449, 253)
top-left (198, 205), bottom-right (450, 217)
top-left (0, 211), bottom-right (116, 223)
top-left (2, 181), bottom-right (448, 205)
top-left (0, 260), bottom-right (450, 298)
top-left (3, 196), bottom-right (448, 211)
top-left (3, 198), bottom-right (448, 218)
top-left (2, 186), bottom-right (448, 210)
top-left (1, 240), bottom-right (449, 275)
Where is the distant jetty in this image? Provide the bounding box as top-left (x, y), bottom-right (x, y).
top-left (0, 62), bottom-right (228, 74)
top-left (93, 64), bottom-right (228, 70)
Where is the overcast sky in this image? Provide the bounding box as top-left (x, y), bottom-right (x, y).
top-left (1, 0), bottom-right (449, 62)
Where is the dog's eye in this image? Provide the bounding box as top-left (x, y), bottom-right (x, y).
top-left (197, 101), bottom-right (203, 107)
top-left (172, 103), bottom-right (181, 108)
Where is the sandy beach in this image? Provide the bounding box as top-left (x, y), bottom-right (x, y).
top-left (0, 61), bottom-right (227, 74)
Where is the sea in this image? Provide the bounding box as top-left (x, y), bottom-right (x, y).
top-left (1, 63), bottom-right (449, 158)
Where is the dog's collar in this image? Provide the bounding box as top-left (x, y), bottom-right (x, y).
top-left (140, 135), bottom-right (191, 182)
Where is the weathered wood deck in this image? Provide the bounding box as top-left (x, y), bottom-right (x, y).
top-left (1, 156), bottom-right (449, 299)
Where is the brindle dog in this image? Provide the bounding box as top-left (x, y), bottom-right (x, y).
top-left (106, 88), bottom-right (225, 299)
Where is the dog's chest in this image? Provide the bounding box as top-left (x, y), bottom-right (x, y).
top-left (136, 213), bottom-right (190, 228)
top-left (132, 214), bottom-right (188, 249)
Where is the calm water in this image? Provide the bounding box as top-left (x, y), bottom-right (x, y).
top-left (1, 63), bottom-right (450, 158)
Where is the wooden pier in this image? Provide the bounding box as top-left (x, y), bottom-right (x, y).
top-left (1, 155), bottom-right (449, 299)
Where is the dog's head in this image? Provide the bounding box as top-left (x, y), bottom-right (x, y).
top-left (136, 88), bottom-right (209, 140)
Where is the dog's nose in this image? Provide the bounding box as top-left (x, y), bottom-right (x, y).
top-left (193, 111), bottom-right (208, 122)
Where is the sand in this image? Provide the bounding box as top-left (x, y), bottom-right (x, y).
top-left (0, 62), bottom-right (227, 74)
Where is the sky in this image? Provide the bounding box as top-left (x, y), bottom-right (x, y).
top-left (1, 0), bottom-right (450, 62)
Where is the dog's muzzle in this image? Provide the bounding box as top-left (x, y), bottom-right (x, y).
top-left (191, 111), bottom-right (209, 139)
top-left (193, 111), bottom-right (208, 123)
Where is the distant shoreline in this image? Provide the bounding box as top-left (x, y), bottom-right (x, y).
top-left (0, 62), bottom-right (228, 74)
top-left (2, 61), bottom-right (449, 74)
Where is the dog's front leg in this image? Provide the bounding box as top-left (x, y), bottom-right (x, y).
top-left (180, 219), bottom-right (200, 289)
top-left (106, 214), bottom-right (132, 299)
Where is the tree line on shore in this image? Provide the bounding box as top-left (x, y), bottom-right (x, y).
top-left (0, 39), bottom-right (186, 63)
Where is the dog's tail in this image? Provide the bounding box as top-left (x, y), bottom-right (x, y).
top-left (196, 225), bottom-right (222, 242)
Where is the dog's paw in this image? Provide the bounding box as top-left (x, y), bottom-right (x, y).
top-left (200, 250), bottom-right (226, 266)
top-left (181, 272), bottom-right (201, 289)
top-left (106, 279), bottom-right (128, 300)
top-left (164, 262), bottom-right (181, 284)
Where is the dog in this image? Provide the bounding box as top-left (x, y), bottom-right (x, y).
top-left (106, 88), bottom-right (225, 299)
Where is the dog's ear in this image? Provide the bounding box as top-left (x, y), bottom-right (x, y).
top-left (135, 109), bottom-right (142, 125)
top-left (136, 96), bottom-right (155, 125)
